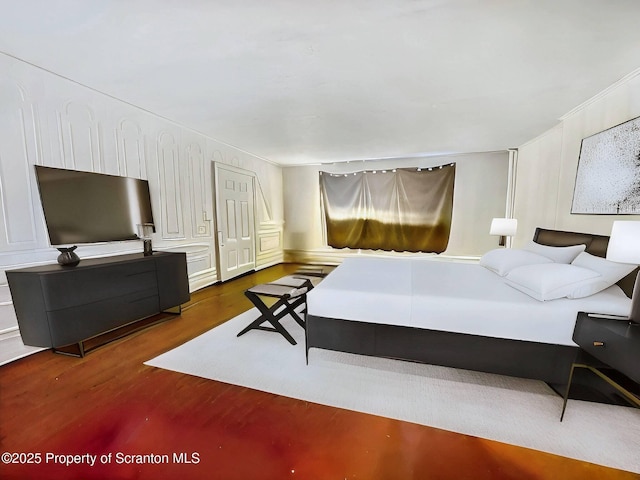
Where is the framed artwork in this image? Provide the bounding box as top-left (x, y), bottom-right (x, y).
top-left (571, 115), bottom-right (640, 214)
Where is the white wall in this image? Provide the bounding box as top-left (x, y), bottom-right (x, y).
top-left (0, 53), bottom-right (284, 363)
top-left (283, 151), bottom-right (510, 263)
top-left (514, 70), bottom-right (640, 245)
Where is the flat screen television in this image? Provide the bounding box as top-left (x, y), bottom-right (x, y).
top-left (35, 165), bottom-right (155, 246)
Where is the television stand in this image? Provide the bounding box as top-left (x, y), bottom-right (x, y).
top-left (7, 252), bottom-right (190, 357)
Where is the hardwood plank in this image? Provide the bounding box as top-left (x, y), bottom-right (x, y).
top-left (0, 264), bottom-right (636, 480)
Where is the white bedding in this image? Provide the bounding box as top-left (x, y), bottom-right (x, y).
top-left (306, 257), bottom-right (632, 346)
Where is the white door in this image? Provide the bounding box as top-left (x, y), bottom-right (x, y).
top-left (213, 163), bottom-right (256, 282)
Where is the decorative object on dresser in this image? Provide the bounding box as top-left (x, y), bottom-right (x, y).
top-left (137, 223), bottom-right (155, 256)
top-left (6, 252), bottom-right (190, 357)
top-left (56, 246), bottom-right (80, 267)
top-left (489, 217), bottom-right (517, 247)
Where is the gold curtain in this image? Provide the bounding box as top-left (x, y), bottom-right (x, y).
top-left (320, 164), bottom-right (455, 253)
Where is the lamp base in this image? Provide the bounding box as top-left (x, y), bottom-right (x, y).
top-left (628, 270), bottom-right (640, 324)
top-left (143, 239), bottom-right (153, 256)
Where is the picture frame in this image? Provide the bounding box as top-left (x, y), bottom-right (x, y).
top-left (571, 115), bottom-right (640, 214)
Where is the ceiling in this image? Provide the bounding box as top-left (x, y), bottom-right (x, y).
top-left (1, 0), bottom-right (639, 166)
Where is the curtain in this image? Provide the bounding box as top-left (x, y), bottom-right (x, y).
top-left (320, 164), bottom-right (455, 253)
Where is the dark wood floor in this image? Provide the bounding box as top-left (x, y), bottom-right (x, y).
top-left (0, 263), bottom-right (637, 480)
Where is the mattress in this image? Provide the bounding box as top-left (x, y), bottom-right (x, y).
top-left (306, 257), bottom-right (632, 346)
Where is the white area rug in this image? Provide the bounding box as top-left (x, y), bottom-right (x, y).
top-left (146, 308), bottom-right (640, 473)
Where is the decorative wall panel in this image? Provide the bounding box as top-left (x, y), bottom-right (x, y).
top-left (57, 101), bottom-right (103, 172)
top-left (256, 228), bottom-right (284, 268)
top-left (0, 79), bottom-right (40, 251)
top-left (186, 142), bottom-right (211, 237)
top-left (157, 131), bottom-right (184, 238)
top-left (115, 118), bottom-right (147, 178)
top-left (259, 232), bottom-right (281, 252)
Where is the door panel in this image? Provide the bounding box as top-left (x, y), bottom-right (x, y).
top-left (241, 202), bottom-right (249, 236)
top-left (214, 163), bottom-right (256, 281)
top-left (226, 200), bottom-right (237, 238)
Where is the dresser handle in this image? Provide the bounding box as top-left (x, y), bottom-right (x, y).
top-left (593, 341), bottom-right (605, 347)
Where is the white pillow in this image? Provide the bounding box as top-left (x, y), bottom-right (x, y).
top-left (522, 241), bottom-right (586, 263)
top-left (505, 263), bottom-right (600, 301)
top-left (566, 252), bottom-right (637, 298)
top-left (479, 248), bottom-right (553, 276)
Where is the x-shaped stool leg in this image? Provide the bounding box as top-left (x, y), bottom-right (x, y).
top-left (237, 280), bottom-right (312, 345)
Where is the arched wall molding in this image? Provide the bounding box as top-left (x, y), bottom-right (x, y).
top-left (116, 118), bottom-right (147, 179)
top-left (0, 77), bottom-right (41, 251)
top-left (57, 101), bottom-right (103, 172)
top-left (156, 130), bottom-right (184, 239)
top-left (186, 142), bottom-right (212, 238)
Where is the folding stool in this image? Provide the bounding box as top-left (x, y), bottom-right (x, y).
top-left (237, 276), bottom-right (314, 345)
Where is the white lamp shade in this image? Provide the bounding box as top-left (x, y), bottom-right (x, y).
top-left (607, 221), bottom-right (640, 264)
top-left (489, 218), bottom-right (518, 237)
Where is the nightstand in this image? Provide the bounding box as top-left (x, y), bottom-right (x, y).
top-left (560, 312), bottom-right (640, 421)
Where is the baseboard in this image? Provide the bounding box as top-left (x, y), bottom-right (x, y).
top-left (0, 330), bottom-right (45, 366)
top-left (188, 267), bottom-right (218, 292)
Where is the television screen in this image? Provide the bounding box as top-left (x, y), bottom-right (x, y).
top-left (35, 165), bottom-right (155, 245)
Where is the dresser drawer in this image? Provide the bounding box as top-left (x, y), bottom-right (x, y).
top-left (47, 289), bottom-right (160, 347)
top-left (573, 314), bottom-right (640, 383)
top-left (40, 262), bottom-right (158, 310)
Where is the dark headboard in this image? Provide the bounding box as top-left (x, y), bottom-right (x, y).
top-left (533, 227), bottom-right (637, 298)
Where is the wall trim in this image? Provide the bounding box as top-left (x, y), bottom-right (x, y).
top-left (188, 267), bottom-right (218, 292)
top-left (0, 331), bottom-right (45, 366)
top-left (559, 67), bottom-right (640, 121)
top-left (518, 122), bottom-right (564, 150)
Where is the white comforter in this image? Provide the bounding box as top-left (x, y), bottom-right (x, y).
top-left (306, 257), bottom-right (632, 346)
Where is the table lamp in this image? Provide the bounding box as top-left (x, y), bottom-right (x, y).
top-left (606, 221), bottom-right (640, 324)
top-left (490, 218), bottom-right (518, 247)
top-left (137, 223), bottom-right (155, 256)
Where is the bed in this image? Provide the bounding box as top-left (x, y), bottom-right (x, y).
top-left (305, 228), bottom-right (638, 385)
